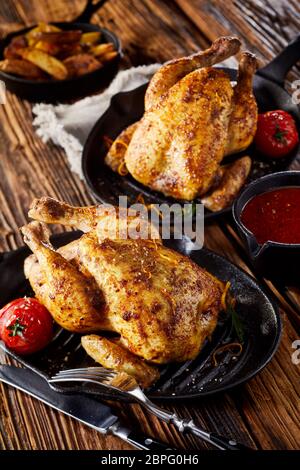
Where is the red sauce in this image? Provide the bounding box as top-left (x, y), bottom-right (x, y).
top-left (240, 187), bottom-right (300, 245)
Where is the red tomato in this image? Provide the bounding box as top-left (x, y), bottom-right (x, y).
top-left (255, 110), bottom-right (299, 158)
top-left (0, 298), bottom-right (53, 355)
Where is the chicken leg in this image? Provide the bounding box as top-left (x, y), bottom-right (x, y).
top-left (21, 221), bottom-right (109, 333)
top-left (225, 52), bottom-right (258, 155)
top-left (145, 36), bottom-right (241, 110)
top-left (29, 197), bottom-right (161, 242)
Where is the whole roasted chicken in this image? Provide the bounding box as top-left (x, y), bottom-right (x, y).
top-left (105, 36), bottom-right (258, 210)
top-left (21, 197), bottom-right (225, 387)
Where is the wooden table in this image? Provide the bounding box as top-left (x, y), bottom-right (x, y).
top-left (0, 0), bottom-right (300, 451)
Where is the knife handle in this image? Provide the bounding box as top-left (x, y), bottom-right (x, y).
top-left (110, 423), bottom-right (174, 450)
top-left (126, 430), bottom-right (174, 451)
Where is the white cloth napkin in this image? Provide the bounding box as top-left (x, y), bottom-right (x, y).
top-left (32, 57), bottom-right (237, 179)
top-left (32, 64), bottom-right (161, 178)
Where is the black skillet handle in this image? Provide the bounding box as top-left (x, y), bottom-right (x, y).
top-left (257, 34), bottom-right (300, 86)
top-left (74, 0), bottom-right (109, 23)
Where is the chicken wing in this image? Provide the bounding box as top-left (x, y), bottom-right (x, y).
top-left (105, 122), bottom-right (138, 173)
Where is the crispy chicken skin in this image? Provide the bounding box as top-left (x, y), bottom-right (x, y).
top-left (105, 36), bottom-right (258, 205)
top-left (75, 233), bottom-right (224, 364)
top-left (23, 198), bottom-right (225, 385)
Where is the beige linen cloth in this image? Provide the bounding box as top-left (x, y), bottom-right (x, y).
top-left (32, 64), bottom-right (160, 178)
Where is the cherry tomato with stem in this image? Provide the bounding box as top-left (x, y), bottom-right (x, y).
top-left (0, 297), bottom-right (53, 355)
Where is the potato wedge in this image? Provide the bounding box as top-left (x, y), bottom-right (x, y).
top-left (63, 53), bottom-right (102, 77)
top-left (34, 40), bottom-right (60, 56)
top-left (27, 22), bottom-right (62, 46)
top-left (100, 51), bottom-right (118, 63)
top-left (80, 32), bottom-right (101, 45)
top-left (20, 48), bottom-right (68, 80)
top-left (30, 30), bottom-right (82, 45)
top-left (56, 43), bottom-right (83, 60)
top-left (4, 35), bottom-right (27, 59)
top-left (0, 59), bottom-right (46, 79)
top-left (90, 42), bottom-right (114, 57)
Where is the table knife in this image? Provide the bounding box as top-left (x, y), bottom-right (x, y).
top-left (0, 364), bottom-right (173, 451)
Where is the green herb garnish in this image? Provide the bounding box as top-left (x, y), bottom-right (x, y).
top-left (227, 302), bottom-right (244, 343)
top-left (7, 318), bottom-right (25, 337)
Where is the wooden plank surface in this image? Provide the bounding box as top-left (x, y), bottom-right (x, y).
top-left (0, 0), bottom-right (299, 450)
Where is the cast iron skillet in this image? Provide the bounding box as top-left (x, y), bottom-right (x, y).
top-left (0, 0), bottom-right (122, 102)
top-left (0, 232), bottom-right (281, 401)
top-left (82, 35), bottom-right (300, 221)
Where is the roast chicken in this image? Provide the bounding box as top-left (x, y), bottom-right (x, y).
top-left (105, 36), bottom-right (258, 208)
top-left (22, 197), bottom-right (225, 387)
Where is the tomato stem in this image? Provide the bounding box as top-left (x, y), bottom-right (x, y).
top-left (7, 318), bottom-right (25, 337)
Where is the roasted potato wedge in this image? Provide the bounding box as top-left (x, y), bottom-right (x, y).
top-left (3, 22), bottom-right (116, 81)
top-left (34, 40), bottom-right (60, 56)
top-left (100, 51), bottom-right (118, 63)
top-left (33, 40), bottom-right (83, 59)
top-left (20, 48), bottom-right (68, 80)
top-left (30, 30), bottom-right (82, 45)
top-left (0, 59), bottom-right (46, 79)
top-left (4, 35), bottom-right (27, 59)
top-left (90, 42), bottom-right (114, 57)
top-left (55, 43), bottom-right (83, 60)
top-left (27, 22), bottom-right (62, 46)
top-left (63, 53), bottom-right (102, 77)
top-left (80, 32), bottom-right (101, 45)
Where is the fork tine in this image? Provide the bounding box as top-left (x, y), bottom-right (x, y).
top-left (49, 377), bottom-right (110, 387)
top-left (55, 369), bottom-right (116, 377)
top-left (51, 370), bottom-right (116, 382)
top-left (57, 367), bottom-right (115, 374)
top-left (50, 375), bottom-right (113, 382)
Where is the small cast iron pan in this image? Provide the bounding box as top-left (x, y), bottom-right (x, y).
top-left (0, 232), bottom-right (281, 401)
top-left (0, 0), bottom-right (122, 102)
top-left (233, 170), bottom-right (300, 284)
top-left (82, 35), bottom-right (300, 221)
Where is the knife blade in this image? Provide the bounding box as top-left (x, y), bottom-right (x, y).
top-left (0, 364), bottom-right (174, 451)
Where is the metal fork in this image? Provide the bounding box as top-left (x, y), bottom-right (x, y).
top-left (50, 367), bottom-right (252, 451)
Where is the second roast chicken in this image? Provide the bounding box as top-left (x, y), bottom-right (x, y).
top-left (22, 197), bottom-right (226, 387)
top-left (105, 36), bottom-right (258, 208)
